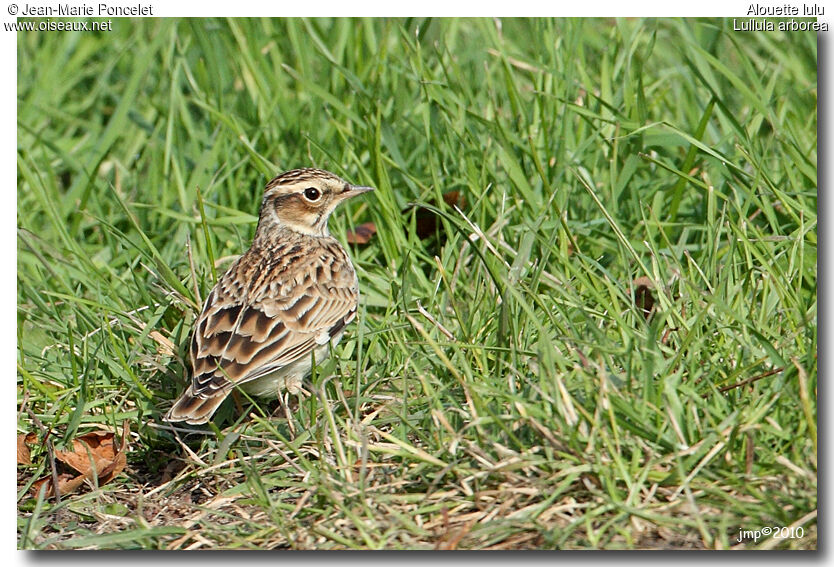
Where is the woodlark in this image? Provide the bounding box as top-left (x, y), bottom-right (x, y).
top-left (165, 168), bottom-right (374, 425)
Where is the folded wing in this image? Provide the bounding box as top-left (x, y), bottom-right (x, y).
top-left (188, 244), bottom-right (358, 399)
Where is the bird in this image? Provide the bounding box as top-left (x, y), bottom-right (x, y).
top-left (165, 168), bottom-right (374, 425)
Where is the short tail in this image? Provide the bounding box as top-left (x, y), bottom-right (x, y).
top-left (164, 388), bottom-right (228, 425)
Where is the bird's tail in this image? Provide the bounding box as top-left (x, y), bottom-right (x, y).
top-left (164, 388), bottom-right (228, 425)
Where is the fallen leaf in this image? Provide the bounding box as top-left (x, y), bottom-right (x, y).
top-left (17, 433), bottom-right (37, 465)
top-left (345, 222), bottom-right (377, 244)
top-left (410, 191), bottom-right (465, 240)
top-left (442, 191), bottom-right (465, 208)
top-left (55, 431), bottom-right (119, 476)
top-left (31, 472), bottom-right (87, 499)
top-left (29, 422), bottom-right (130, 499)
top-left (633, 276), bottom-right (655, 319)
top-left (96, 448), bottom-right (127, 485)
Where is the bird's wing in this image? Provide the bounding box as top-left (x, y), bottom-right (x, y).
top-left (188, 244), bottom-right (358, 398)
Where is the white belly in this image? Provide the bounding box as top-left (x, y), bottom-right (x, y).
top-left (236, 336), bottom-right (341, 397)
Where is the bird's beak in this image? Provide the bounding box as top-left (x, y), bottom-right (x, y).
top-left (340, 184), bottom-right (375, 200)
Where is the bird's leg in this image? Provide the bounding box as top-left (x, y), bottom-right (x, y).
top-left (280, 390), bottom-right (296, 436)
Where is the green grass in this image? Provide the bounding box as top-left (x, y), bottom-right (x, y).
top-left (17, 18), bottom-right (817, 549)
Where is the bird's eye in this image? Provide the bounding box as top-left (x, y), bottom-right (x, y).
top-left (304, 187), bottom-right (321, 201)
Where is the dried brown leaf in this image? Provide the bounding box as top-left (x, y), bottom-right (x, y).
top-left (17, 433), bottom-right (37, 465)
top-left (31, 471), bottom-right (90, 499)
top-left (345, 222), bottom-right (377, 245)
top-left (442, 190), bottom-right (465, 208)
top-left (29, 422), bottom-right (130, 499)
top-left (54, 431), bottom-right (118, 475)
top-left (407, 191), bottom-right (466, 240)
top-left (633, 276), bottom-right (655, 319)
